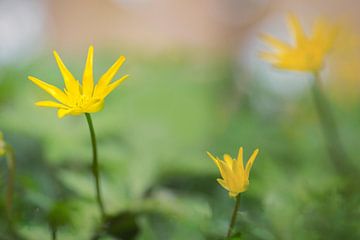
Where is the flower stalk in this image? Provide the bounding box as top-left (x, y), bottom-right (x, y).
top-left (50, 224), bottom-right (57, 240)
top-left (85, 113), bottom-right (106, 218)
top-left (311, 72), bottom-right (349, 175)
top-left (1, 133), bottom-right (15, 220)
top-left (0, 133), bottom-right (18, 238)
top-left (227, 194), bottom-right (241, 238)
top-left (5, 145), bottom-right (16, 219)
top-left (260, 13), bottom-right (351, 175)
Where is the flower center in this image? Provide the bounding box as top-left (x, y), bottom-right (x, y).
top-left (72, 94), bottom-right (93, 109)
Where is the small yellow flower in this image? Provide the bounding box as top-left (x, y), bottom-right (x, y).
top-left (0, 132), bottom-right (6, 157)
top-left (260, 14), bottom-right (337, 72)
top-left (28, 46), bottom-right (129, 118)
top-left (207, 147), bottom-right (259, 197)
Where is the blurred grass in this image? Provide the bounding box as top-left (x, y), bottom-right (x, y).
top-left (0, 49), bottom-right (359, 239)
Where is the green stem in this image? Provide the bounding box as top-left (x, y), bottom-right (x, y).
top-left (226, 194), bottom-right (241, 239)
top-left (5, 145), bottom-right (15, 220)
top-left (311, 72), bottom-right (350, 175)
top-left (50, 225), bottom-right (57, 240)
top-left (85, 113), bottom-right (106, 218)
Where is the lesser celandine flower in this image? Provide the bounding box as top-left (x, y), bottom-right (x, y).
top-left (28, 46), bottom-right (129, 219)
top-left (260, 14), bottom-right (337, 72)
top-left (28, 45), bottom-right (128, 118)
top-left (208, 147), bottom-right (259, 238)
top-left (260, 14), bottom-right (351, 176)
top-left (207, 147), bottom-right (259, 197)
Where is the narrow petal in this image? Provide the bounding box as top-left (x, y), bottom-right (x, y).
top-left (223, 154), bottom-right (233, 168)
top-left (217, 160), bottom-right (233, 184)
top-left (234, 147), bottom-right (245, 180)
top-left (207, 151), bottom-right (219, 166)
top-left (237, 147), bottom-right (244, 171)
top-left (84, 99), bottom-right (104, 113)
top-left (94, 56), bottom-right (126, 96)
top-left (57, 108), bottom-right (73, 119)
top-left (82, 46), bottom-right (94, 97)
top-left (53, 50), bottom-right (81, 97)
top-left (312, 20), bottom-right (337, 52)
top-left (259, 52), bottom-right (279, 62)
top-left (207, 151), bottom-right (224, 176)
top-left (261, 33), bottom-right (291, 51)
top-left (229, 191), bottom-right (239, 198)
top-left (28, 76), bottom-right (69, 105)
top-left (287, 13), bottom-right (306, 46)
top-left (216, 178), bottom-right (229, 191)
top-left (35, 101), bottom-right (68, 109)
top-left (102, 74), bottom-right (129, 97)
top-left (245, 148), bottom-right (259, 178)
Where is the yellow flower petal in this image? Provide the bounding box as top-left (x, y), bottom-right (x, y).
top-left (57, 108), bottom-right (73, 119)
top-left (53, 51), bottom-right (81, 97)
top-left (260, 34), bottom-right (291, 51)
top-left (236, 147), bottom-right (244, 171)
top-left (229, 191), bottom-right (239, 198)
top-left (82, 46), bottom-right (94, 96)
top-left (287, 13), bottom-right (307, 46)
top-left (217, 159), bottom-right (233, 184)
top-left (223, 154), bottom-right (233, 168)
top-left (217, 178), bottom-right (229, 191)
top-left (233, 147), bottom-right (245, 179)
top-left (259, 52), bottom-right (279, 63)
top-left (84, 99), bottom-right (104, 113)
top-left (103, 74), bottom-right (129, 97)
top-left (94, 56), bottom-right (126, 97)
top-left (35, 101), bottom-right (68, 109)
top-left (260, 14), bottom-right (336, 72)
top-left (312, 20), bottom-right (337, 52)
top-left (29, 46), bottom-right (128, 118)
top-left (245, 148), bottom-right (259, 178)
top-left (207, 151), bottom-right (220, 166)
top-left (28, 76), bottom-right (69, 105)
top-left (208, 147), bottom-right (259, 196)
top-left (208, 151), bottom-right (228, 180)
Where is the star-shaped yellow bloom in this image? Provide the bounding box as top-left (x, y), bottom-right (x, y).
top-left (207, 147), bottom-right (259, 197)
top-left (260, 14), bottom-right (337, 72)
top-left (28, 46), bottom-right (128, 118)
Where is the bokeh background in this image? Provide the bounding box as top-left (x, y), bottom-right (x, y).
top-left (1, 0), bottom-right (360, 239)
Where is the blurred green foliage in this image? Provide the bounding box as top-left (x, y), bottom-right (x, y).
top-left (0, 49), bottom-right (359, 239)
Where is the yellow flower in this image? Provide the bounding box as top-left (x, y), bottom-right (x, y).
top-left (207, 147), bottom-right (259, 197)
top-left (28, 46), bottom-right (129, 118)
top-left (260, 14), bottom-right (337, 72)
top-left (0, 132), bottom-right (6, 157)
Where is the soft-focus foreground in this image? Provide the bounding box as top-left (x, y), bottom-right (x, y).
top-left (1, 0), bottom-right (360, 239)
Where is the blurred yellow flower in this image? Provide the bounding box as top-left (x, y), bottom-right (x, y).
top-left (0, 132), bottom-right (6, 156)
top-left (28, 46), bottom-right (129, 118)
top-left (260, 14), bottom-right (337, 72)
top-left (207, 147), bottom-right (259, 197)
